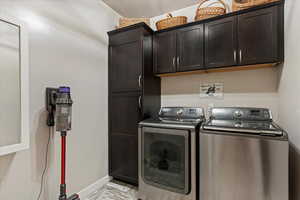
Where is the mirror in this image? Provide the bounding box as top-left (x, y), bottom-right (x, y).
top-left (0, 16), bottom-right (29, 156)
top-left (0, 21), bottom-right (21, 147)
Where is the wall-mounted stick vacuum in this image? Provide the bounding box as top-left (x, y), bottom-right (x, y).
top-left (46, 87), bottom-right (80, 200)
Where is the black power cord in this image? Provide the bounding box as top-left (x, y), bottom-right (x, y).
top-left (37, 127), bottom-right (52, 200)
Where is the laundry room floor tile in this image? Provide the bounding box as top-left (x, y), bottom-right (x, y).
top-left (86, 180), bottom-right (137, 200)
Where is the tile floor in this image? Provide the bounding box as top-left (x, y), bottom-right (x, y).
top-left (86, 180), bottom-right (137, 200)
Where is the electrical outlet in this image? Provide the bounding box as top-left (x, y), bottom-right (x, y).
top-left (200, 83), bottom-right (223, 99)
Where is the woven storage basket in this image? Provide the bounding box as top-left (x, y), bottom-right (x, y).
top-left (195, 0), bottom-right (228, 21)
top-left (232, 0), bottom-right (275, 11)
top-left (118, 18), bottom-right (150, 28)
top-left (156, 13), bottom-right (188, 30)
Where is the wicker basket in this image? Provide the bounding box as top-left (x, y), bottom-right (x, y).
top-left (232, 0), bottom-right (275, 11)
top-left (118, 17), bottom-right (150, 28)
top-left (156, 13), bottom-right (188, 30)
top-left (195, 0), bottom-right (228, 21)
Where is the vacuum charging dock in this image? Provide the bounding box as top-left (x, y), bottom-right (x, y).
top-left (46, 88), bottom-right (59, 127)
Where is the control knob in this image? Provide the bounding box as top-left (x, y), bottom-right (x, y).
top-left (234, 110), bottom-right (243, 118)
top-left (177, 109), bottom-right (184, 116)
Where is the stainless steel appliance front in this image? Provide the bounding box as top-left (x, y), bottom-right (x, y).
top-left (138, 124), bottom-right (198, 200)
top-left (200, 107), bottom-right (289, 200)
top-left (138, 107), bottom-right (204, 200)
top-left (141, 127), bottom-right (190, 194)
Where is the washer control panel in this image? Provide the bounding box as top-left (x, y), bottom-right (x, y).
top-left (211, 107), bottom-right (272, 121)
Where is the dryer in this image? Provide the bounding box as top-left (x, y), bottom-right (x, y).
top-left (138, 107), bottom-right (205, 200)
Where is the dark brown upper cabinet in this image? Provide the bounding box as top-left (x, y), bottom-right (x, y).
top-left (110, 41), bottom-right (142, 92)
top-left (154, 24), bottom-right (204, 74)
top-left (153, 31), bottom-right (177, 74)
top-left (205, 16), bottom-right (238, 69)
top-left (153, 2), bottom-right (284, 75)
top-left (108, 24), bottom-right (161, 185)
top-left (177, 24), bottom-right (204, 72)
top-left (238, 6), bottom-right (282, 65)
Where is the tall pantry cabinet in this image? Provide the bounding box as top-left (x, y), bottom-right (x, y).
top-left (107, 24), bottom-right (161, 185)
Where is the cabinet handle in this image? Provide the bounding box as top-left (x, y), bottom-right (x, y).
top-left (239, 50), bottom-right (242, 63)
top-left (177, 57), bottom-right (180, 65)
top-left (138, 75), bottom-right (142, 88)
top-left (234, 50), bottom-right (237, 63)
top-left (138, 95), bottom-right (142, 110)
top-left (173, 57), bottom-right (175, 67)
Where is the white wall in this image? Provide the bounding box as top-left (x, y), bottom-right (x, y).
top-left (0, 0), bottom-right (120, 200)
top-left (151, 2), bottom-right (280, 119)
top-left (278, 0), bottom-right (300, 199)
top-left (161, 68), bottom-right (280, 120)
top-left (0, 0), bottom-right (297, 199)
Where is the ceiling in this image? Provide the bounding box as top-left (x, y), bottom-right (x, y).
top-left (102, 0), bottom-right (198, 18)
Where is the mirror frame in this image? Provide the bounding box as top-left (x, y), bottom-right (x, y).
top-left (0, 15), bottom-right (29, 156)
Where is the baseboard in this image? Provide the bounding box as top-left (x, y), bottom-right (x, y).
top-left (78, 175), bottom-right (112, 200)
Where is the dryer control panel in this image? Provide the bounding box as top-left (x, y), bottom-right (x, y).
top-left (159, 107), bottom-right (205, 120)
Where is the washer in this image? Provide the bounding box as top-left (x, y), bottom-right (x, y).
top-left (138, 107), bottom-right (205, 200)
top-left (200, 107), bottom-right (289, 200)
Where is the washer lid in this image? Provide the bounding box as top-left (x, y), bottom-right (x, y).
top-left (203, 120), bottom-right (284, 136)
top-left (139, 118), bottom-right (202, 130)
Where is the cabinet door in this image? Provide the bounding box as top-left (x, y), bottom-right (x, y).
top-left (110, 41), bottom-right (142, 92)
top-left (177, 24), bottom-right (204, 72)
top-left (110, 134), bottom-right (138, 184)
top-left (110, 92), bottom-right (142, 136)
top-left (238, 6), bottom-right (279, 65)
top-left (109, 92), bottom-right (142, 184)
top-left (153, 31), bottom-right (176, 74)
top-left (205, 16), bottom-right (238, 68)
